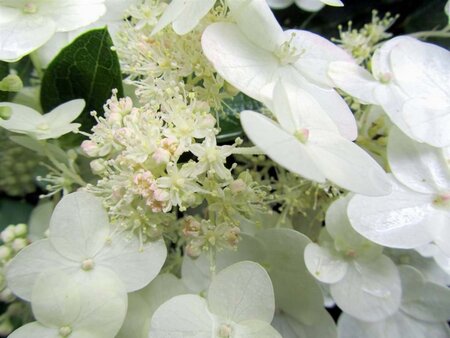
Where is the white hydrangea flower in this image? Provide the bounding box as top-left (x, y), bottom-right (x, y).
top-left (182, 230), bottom-right (337, 337)
top-left (150, 261), bottom-right (281, 338)
top-left (267, 0), bottom-right (343, 11)
top-left (240, 80), bottom-right (391, 196)
top-left (348, 127), bottom-right (450, 260)
top-left (0, 0), bottom-right (106, 62)
top-left (117, 273), bottom-right (187, 338)
top-left (329, 36), bottom-right (450, 147)
top-left (9, 269), bottom-right (127, 338)
top-left (0, 99), bottom-right (85, 140)
top-left (202, 0), bottom-right (357, 140)
top-left (337, 266), bottom-right (450, 338)
top-left (6, 191), bottom-right (167, 301)
top-left (304, 195), bottom-right (402, 321)
top-left (151, 0), bottom-right (215, 35)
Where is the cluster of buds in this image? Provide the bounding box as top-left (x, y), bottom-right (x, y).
top-left (183, 216), bottom-right (240, 258)
top-left (0, 223), bottom-right (30, 335)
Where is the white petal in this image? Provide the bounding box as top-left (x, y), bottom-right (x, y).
top-left (208, 261), bottom-right (275, 323)
top-left (35, 32), bottom-right (72, 68)
top-left (234, 320), bottom-right (282, 338)
top-left (290, 30), bottom-right (353, 87)
top-left (151, 0), bottom-right (184, 35)
top-left (43, 99), bottom-right (85, 129)
top-left (272, 80), bottom-right (339, 134)
top-left (273, 310), bottom-right (336, 338)
top-left (8, 322), bottom-right (58, 338)
top-left (0, 6), bottom-right (20, 25)
top-left (201, 22), bottom-right (279, 103)
top-left (328, 61), bottom-right (380, 105)
top-left (307, 131), bottom-right (392, 196)
top-left (140, 273), bottom-right (187, 314)
top-left (73, 267), bottom-right (128, 337)
top-left (116, 293), bottom-right (150, 338)
top-left (40, 0), bottom-right (107, 32)
top-left (266, 0), bottom-right (294, 9)
top-left (371, 36), bottom-right (414, 81)
top-left (402, 97), bottom-right (450, 148)
top-left (294, 0), bottom-right (325, 11)
top-left (0, 15), bottom-right (56, 62)
top-left (49, 191), bottom-right (110, 261)
top-left (347, 177), bottom-right (436, 249)
top-left (373, 84), bottom-right (414, 138)
top-left (256, 229), bottom-right (326, 325)
top-left (150, 294), bottom-right (213, 337)
top-left (96, 234), bottom-right (167, 292)
top-left (331, 256), bottom-right (401, 321)
top-left (293, 75), bottom-right (357, 140)
top-left (105, 0), bottom-right (141, 21)
top-left (171, 0), bottom-right (215, 35)
top-left (240, 110), bottom-right (326, 183)
top-left (181, 254), bottom-right (211, 294)
top-left (28, 201), bottom-right (53, 242)
top-left (321, 0), bottom-right (344, 6)
top-left (304, 243), bottom-right (348, 284)
top-left (387, 126), bottom-right (450, 194)
top-left (228, 0), bottom-right (284, 52)
top-left (0, 102), bottom-right (42, 133)
top-left (390, 38), bottom-right (450, 99)
top-left (326, 196), bottom-right (383, 258)
top-left (338, 312), bottom-right (450, 338)
top-left (399, 265), bottom-right (450, 323)
top-left (31, 269), bottom-right (81, 327)
top-left (6, 239), bottom-right (76, 301)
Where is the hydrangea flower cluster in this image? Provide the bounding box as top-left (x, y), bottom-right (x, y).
top-left (0, 0), bottom-right (449, 337)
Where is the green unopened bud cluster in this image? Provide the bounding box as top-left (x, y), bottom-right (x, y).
top-left (0, 223), bottom-right (30, 335)
top-left (0, 130), bottom-right (40, 196)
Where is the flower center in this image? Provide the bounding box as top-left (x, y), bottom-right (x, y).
top-left (37, 122), bottom-right (50, 131)
top-left (23, 2), bottom-right (38, 14)
top-left (294, 128), bottom-right (310, 144)
top-left (433, 193), bottom-right (450, 210)
top-left (274, 33), bottom-right (303, 66)
top-left (217, 323), bottom-right (233, 338)
top-left (59, 326), bottom-right (72, 337)
top-left (81, 258), bottom-right (95, 271)
top-left (379, 72), bottom-right (392, 84)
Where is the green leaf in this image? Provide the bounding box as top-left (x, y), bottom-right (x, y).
top-left (0, 198), bottom-right (33, 231)
top-left (40, 28), bottom-right (123, 139)
top-left (0, 61), bottom-right (9, 101)
top-left (217, 92), bottom-right (262, 143)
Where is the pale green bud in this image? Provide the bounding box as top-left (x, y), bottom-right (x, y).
top-left (0, 74), bottom-right (23, 92)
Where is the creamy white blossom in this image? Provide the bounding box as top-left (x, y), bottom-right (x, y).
top-left (150, 261), bottom-right (281, 338)
top-left (337, 266), bottom-right (450, 338)
top-left (304, 195), bottom-right (402, 321)
top-left (240, 80), bottom-right (391, 196)
top-left (9, 269), bottom-right (127, 338)
top-left (348, 127), bottom-right (450, 259)
top-left (6, 191), bottom-right (167, 301)
top-left (202, 0), bottom-right (357, 140)
top-left (0, 99), bottom-right (85, 140)
top-left (329, 36), bottom-right (450, 147)
top-left (0, 0), bottom-right (106, 61)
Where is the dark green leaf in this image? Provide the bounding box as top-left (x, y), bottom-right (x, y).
top-left (0, 198), bottom-right (33, 231)
top-left (0, 61), bottom-right (9, 101)
top-left (40, 28), bottom-right (123, 139)
top-left (217, 93), bottom-right (262, 143)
